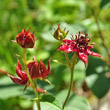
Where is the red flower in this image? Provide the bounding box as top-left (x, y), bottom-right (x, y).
top-left (16, 28), bottom-right (36, 48)
top-left (58, 32), bottom-right (101, 67)
top-left (28, 58), bottom-right (50, 79)
top-left (9, 58), bottom-right (50, 85)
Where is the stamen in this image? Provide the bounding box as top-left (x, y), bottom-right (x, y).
top-left (70, 34), bottom-right (74, 40)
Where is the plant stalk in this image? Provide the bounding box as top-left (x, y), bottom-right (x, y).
top-left (62, 53), bottom-right (77, 110)
top-left (64, 52), bottom-right (71, 67)
top-left (23, 49), bottom-right (41, 110)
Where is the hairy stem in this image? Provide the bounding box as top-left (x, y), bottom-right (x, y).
top-left (23, 49), bottom-right (41, 110)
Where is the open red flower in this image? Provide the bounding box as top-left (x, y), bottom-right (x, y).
top-left (16, 28), bottom-right (36, 48)
top-left (58, 32), bottom-right (101, 67)
top-left (9, 58), bottom-right (50, 85)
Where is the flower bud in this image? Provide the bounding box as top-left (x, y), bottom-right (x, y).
top-left (9, 58), bottom-right (50, 85)
top-left (16, 28), bottom-right (36, 48)
top-left (28, 58), bottom-right (50, 79)
top-left (52, 24), bottom-right (69, 41)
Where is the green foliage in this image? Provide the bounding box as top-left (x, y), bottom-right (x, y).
top-left (33, 91), bottom-right (90, 110)
top-left (86, 57), bottom-right (110, 98)
top-left (0, 77), bottom-right (23, 99)
top-left (39, 94), bottom-right (62, 110)
top-left (56, 90), bottom-right (91, 110)
top-left (100, 0), bottom-right (110, 9)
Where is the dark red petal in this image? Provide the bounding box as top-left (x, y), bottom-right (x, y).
top-left (25, 28), bottom-right (31, 36)
top-left (16, 59), bottom-right (24, 78)
top-left (87, 49), bottom-right (101, 57)
top-left (24, 34), bottom-right (33, 43)
top-left (87, 45), bottom-right (94, 49)
top-left (16, 66), bottom-right (28, 80)
top-left (57, 44), bottom-right (74, 53)
top-left (24, 28), bottom-right (26, 32)
top-left (10, 75), bottom-right (27, 85)
top-left (16, 66), bottom-right (23, 78)
top-left (39, 60), bottom-right (47, 70)
top-left (16, 31), bottom-right (24, 40)
top-left (17, 59), bottom-right (22, 70)
top-left (24, 37), bottom-right (34, 48)
top-left (28, 57), bottom-right (38, 72)
top-left (28, 61), bottom-right (40, 79)
top-left (16, 59), bottom-right (28, 80)
top-left (62, 39), bottom-right (73, 43)
top-left (28, 61), bottom-right (36, 71)
top-left (48, 59), bottom-right (50, 73)
top-left (39, 60), bottom-right (49, 78)
top-left (21, 71), bottom-right (28, 80)
top-left (31, 31), bottom-right (35, 41)
top-left (78, 52), bottom-right (88, 67)
top-left (16, 33), bottom-right (24, 46)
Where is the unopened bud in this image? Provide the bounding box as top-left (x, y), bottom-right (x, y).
top-left (51, 24), bottom-right (69, 41)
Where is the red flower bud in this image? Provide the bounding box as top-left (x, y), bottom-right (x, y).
top-left (16, 28), bottom-right (36, 48)
top-left (28, 58), bottom-right (50, 79)
top-left (9, 58), bottom-right (50, 85)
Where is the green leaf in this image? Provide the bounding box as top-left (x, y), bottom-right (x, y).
top-left (33, 102), bottom-right (60, 110)
top-left (100, 0), bottom-right (110, 9)
top-left (0, 77), bottom-right (24, 99)
top-left (39, 94), bottom-right (62, 110)
top-left (63, 61), bottom-right (85, 88)
top-left (86, 57), bottom-right (110, 98)
top-left (0, 77), bottom-right (34, 99)
top-left (68, 96), bottom-right (90, 110)
top-left (56, 90), bottom-right (91, 110)
top-left (19, 99), bottom-right (32, 108)
top-left (33, 94), bottom-right (62, 110)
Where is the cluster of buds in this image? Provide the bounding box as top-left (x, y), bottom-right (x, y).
top-left (9, 28), bottom-right (51, 93)
top-left (9, 58), bottom-right (50, 85)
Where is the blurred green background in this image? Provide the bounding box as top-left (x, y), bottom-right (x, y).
top-left (0, 0), bottom-right (110, 110)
